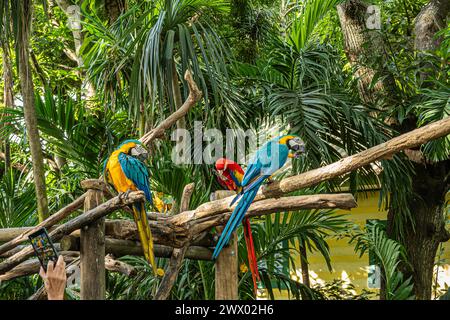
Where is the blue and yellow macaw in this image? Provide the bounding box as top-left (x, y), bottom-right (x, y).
top-left (212, 135), bottom-right (305, 260)
top-left (104, 139), bottom-right (157, 275)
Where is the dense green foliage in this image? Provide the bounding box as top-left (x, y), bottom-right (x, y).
top-left (0, 0), bottom-right (448, 300)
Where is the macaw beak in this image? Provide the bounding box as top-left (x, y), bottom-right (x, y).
top-left (130, 145), bottom-right (149, 162)
top-left (289, 140), bottom-right (306, 158)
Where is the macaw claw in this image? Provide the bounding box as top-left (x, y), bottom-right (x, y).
top-left (119, 190), bottom-right (132, 201)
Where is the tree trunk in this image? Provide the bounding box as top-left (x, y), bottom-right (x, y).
top-left (336, 1), bottom-right (394, 106)
top-left (338, 0), bottom-right (450, 300)
top-left (414, 0), bottom-right (450, 51)
top-left (299, 239), bottom-right (310, 298)
top-left (17, 0), bottom-right (49, 221)
top-left (401, 161), bottom-right (450, 299)
top-left (1, 37), bottom-right (14, 173)
top-left (397, 0), bottom-right (450, 299)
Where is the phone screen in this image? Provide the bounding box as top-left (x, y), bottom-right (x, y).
top-left (28, 227), bottom-right (59, 271)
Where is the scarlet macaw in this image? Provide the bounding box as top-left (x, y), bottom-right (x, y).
top-left (104, 139), bottom-right (157, 275)
top-left (212, 135), bottom-right (305, 261)
top-left (214, 158), bottom-right (260, 294)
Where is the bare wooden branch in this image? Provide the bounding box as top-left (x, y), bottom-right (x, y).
top-left (0, 251), bottom-right (78, 281)
top-left (173, 194), bottom-right (357, 241)
top-left (154, 246), bottom-right (188, 300)
top-left (140, 70), bottom-right (202, 146)
top-left (105, 254), bottom-right (136, 277)
top-left (0, 191), bottom-right (145, 274)
top-left (180, 183), bottom-right (195, 212)
top-left (0, 194), bottom-right (86, 256)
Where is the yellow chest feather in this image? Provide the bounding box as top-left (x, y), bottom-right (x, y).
top-left (105, 150), bottom-right (137, 193)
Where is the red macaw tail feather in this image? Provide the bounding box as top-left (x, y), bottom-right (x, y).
top-left (243, 217), bottom-right (260, 295)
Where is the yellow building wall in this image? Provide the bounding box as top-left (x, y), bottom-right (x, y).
top-left (272, 190), bottom-right (450, 299)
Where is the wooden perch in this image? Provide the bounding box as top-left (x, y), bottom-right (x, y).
top-left (0, 193), bottom-right (354, 275)
top-left (168, 193), bottom-right (357, 246)
top-left (0, 219), bottom-right (218, 248)
top-left (0, 252), bottom-right (136, 282)
top-left (140, 70), bottom-right (202, 146)
top-left (0, 195), bottom-right (86, 256)
top-left (59, 236), bottom-right (213, 260)
top-left (0, 251), bottom-right (79, 281)
top-left (0, 191), bottom-right (145, 274)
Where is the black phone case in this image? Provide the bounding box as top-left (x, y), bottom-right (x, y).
top-left (28, 227), bottom-right (59, 271)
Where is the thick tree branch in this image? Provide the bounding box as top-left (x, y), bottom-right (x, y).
top-left (59, 236), bottom-right (213, 261)
top-left (140, 70), bottom-right (202, 146)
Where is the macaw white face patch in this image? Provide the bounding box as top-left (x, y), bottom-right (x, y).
top-left (130, 145), bottom-right (149, 162)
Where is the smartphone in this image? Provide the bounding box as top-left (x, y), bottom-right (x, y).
top-left (28, 227), bottom-right (59, 272)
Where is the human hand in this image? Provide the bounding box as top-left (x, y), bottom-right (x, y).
top-left (39, 255), bottom-right (67, 300)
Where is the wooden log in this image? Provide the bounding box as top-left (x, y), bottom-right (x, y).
top-left (105, 254), bottom-right (136, 277)
top-left (215, 231), bottom-right (238, 299)
top-left (0, 195), bottom-right (86, 256)
top-left (80, 188), bottom-right (105, 300)
top-left (60, 236), bottom-right (213, 261)
top-left (213, 191), bottom-right (239, 300)
top-left (0, 251), bottom-right (78, 281)
top-left (0, 245), bottom-right (27, 258)
top-left (0, 252), bottom-right (136, 282)
top-left (173, 193), bottom-right (358, 245)
top-left (0, 191), bottom-right (145, 275)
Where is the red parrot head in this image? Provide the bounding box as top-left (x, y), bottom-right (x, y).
top-left (214, 158), bottom-right (244, 192)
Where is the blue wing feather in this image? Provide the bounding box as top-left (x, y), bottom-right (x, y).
top-left (118, 153), bottom-right (153, 204)
top-left (228, 170), bottom-right (241, 188)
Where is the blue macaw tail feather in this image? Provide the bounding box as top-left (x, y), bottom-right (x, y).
top-left (229, 191), bottom-right (243, 207)
top-left (212, 186), bottom-right (260, 260)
